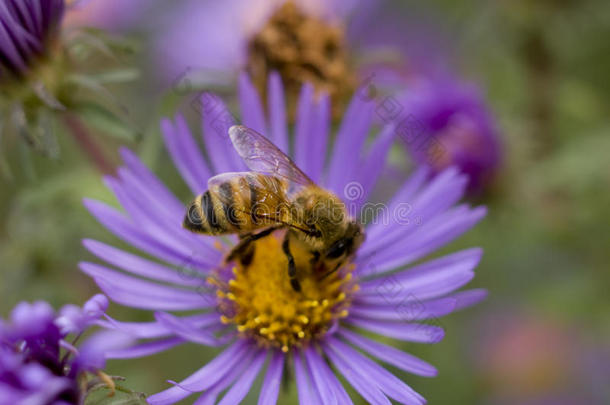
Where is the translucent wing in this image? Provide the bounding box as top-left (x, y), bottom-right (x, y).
top-left (228, 125), bottom-right (314, 188)
top-left (207, 171), bottom-right (289, 225)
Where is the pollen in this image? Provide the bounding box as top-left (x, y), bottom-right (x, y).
top-left (246, 1), bottom-right (354, 118)
top-left (216, 234), bottom-right (356, 351)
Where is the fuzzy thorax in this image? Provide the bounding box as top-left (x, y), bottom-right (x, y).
top-left (214, 234), bottom-right (358, 352)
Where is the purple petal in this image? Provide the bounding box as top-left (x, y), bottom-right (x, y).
top-left (294, 83), bottom-right (316, 177)
top-left (349, 297), bottom-right (457, 322)
top-left (170, 341), bottom-right (249, 392)
top-left (84, 199), bottom-right (208, 269)
top-left (103, 175), bottom-right (215, 261)
top-left (217, 349), bottom-right (266, 405)
top-left (7, 2), bottom-right (36, 36)
top-left (119, 147), bottom-right (185, 217)
top-left (304, 346), bottom-right (338, 405)
top-left (55, 294), bottom-right (108, 335)
top-left (358, 247), bottom-right (482, 294)
top-left (451, 288), bottom-right (488, 311)
top-left (147, 341), bottom-right (247, 404)
top-left (408, 168), bottom-right (466, 219)
top-left (324, 345), bottom-right (391, 405)
top-left (0, 20), bottom-right (27, 72)
top-left (74, 330), bottom-right (134, 373)
top-left (365, 166), bottom-right (429, 240)
top-left (316, 347), bottom-right (354, 405)
top-left (325, 337), bottom-right (425, 405)
top-left (83, 199), bottom-right (214, 269)
top-left (83, 269), bottom-right (213, 311)
top-left (83, 293), bottom-right (109, 313)
top-left (2, 11), bottom-right (40, 63)
top-left (353, 288), bottom-right (488, 317)
top-left (193, 352), bottom-right (254, 405)
top-left (359, 206), bottom-right (486, 275)
top-left (175, 114), bottom-right (213, 182)
top-left (345, 318), bottom-right (445, 343)
top-left (353, 123), bottom-right (396, 212)
top-left (154, 312), bottom-right (223, 346)
top-left (359, 272), bottom-right (475, 307)
top-left (361, 168), bottom-right (467, 257)
top-left (326, 93), bottom-right (375, 193)
top-left (83, 239), bottom-right (213, 287)
top-left (200, 93), bottom-right (243, 173)
top-left (99, 313), bottom-right (221, 339)
top-left (338, 328), bottom-right (437, 377)
top-left (294, 350), bottom-right (322, 405)
top-left (238, 72), bottom-right (267, 134)
top-left (9, 300), bottom-right (55, 338)
top-left (309, 92), bottom-right (330, 183)
top-left (257, 351), bottom-right (284, 405)
top-left (161, 116), bottom-right (209, 194)
top-left (267, 71), bottom-right (289, 154)
top-left (116, 166), bottom-right (184, 229)
top-left (356, 262), bottom-right (479, 307)
top-left (362, 168), bottom-right (464, 249)
top-left (80, 262), bottom-right (211, 304)
top-left (106, 337), bottom-right (184, 359)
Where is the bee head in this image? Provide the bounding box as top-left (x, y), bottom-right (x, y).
top-left (322, 221), bottom-right (365, 262)
top-left (292, 188), bottom-right (365, 257)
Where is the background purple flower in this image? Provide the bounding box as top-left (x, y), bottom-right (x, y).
top-left (81, 73), bottom-right (487, 404)
top-left (0, 0), bottom-right (65, 79)
top-left (397, 76), bottom-right (502, 193)
top-left (154, 0), bottom-right (360, 82)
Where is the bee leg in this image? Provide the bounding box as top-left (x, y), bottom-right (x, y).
top-left (282, 235), bottom-right (301, 292)
top-left (238, 243), bottom-right (255, 266)
top-left (317, 262), bottom-right (343, 281)
top-left (226, 226), bottom-right (281, 264)
top-left (309, 251), bottom-right (320, 266)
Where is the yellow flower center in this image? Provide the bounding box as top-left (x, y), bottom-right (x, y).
top-left (214, 234), bottom-right (358, 352)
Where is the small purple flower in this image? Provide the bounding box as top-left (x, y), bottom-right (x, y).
top-left (81, 72), bottom-right (487, 404)
top-left (0, 295), bottom-right (132, 404)
top-left (397, 77), bottom-right (502, 193)
top-left (0, 0), bottom-right (65, 79)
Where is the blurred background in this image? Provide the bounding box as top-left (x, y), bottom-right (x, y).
top-left (1, 0), bottom-right (609, 403)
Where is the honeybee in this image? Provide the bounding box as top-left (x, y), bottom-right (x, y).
top-left (183, 125), bottom-right (364, 292)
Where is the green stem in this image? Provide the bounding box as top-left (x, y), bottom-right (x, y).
top-left (64, 113), bottom-right (114, 174)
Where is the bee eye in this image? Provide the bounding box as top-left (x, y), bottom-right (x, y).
top-left (326, 240), bottom-right (346, 259)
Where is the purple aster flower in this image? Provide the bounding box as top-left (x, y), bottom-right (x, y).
top-left (81, 72), bottom-right (487, 404)
top-left (397, 76), bottom-right (502, 193)
top-left (0, 295), bottom-right (133, 404)
top-left (159, 0), bottom-right (379, 116)
top-left (0, 0), bottom-right (65, 79)
top-left (157, 0), bottom-right (358, 78)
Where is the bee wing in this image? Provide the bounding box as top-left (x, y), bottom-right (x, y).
top-left (228, 125), bottom-right (314, 190)
top-left (207, 171), bottom-right (289, 224)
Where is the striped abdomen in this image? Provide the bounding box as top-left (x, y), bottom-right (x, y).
top-left (183, 173), bottom-right (288, 235)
